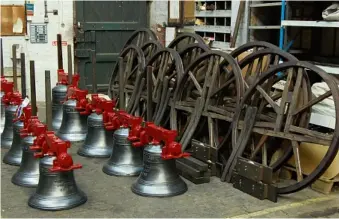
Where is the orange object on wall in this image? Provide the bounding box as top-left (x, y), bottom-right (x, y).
top-left (1, 5), bottom-right (27, 36)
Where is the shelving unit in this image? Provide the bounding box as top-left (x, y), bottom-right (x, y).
top-left (247, 1), bottom-right (283, 45)
top-left (280, 1), bottom-right (339, 75)
top-left (193, 0), bottom-right (232, 49)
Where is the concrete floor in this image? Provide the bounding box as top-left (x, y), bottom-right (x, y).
top-left (1, 145), bottom-right (339, 218)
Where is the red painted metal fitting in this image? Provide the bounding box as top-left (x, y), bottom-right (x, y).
top-left (1, 80), bottom-right (20, 106)
top-left (1, 77), bottom-right (13, 94)
top-left (4, 91), bottom-right (23, 106)
top-left (44, 133), bottom-right (82, 172)
top-left (132, 122), bottom-right (190, 160)
top-left (76, 98), bottom-right (91, 115)
top-left (127, 116), bottom-right (144, 144)
top-left (64, 75), bottom-right (88, 103)
top-left (104, 110), bottom-right (132, 130)
top-left (29, 124), bottom-right (51, 158)
top-left (104, 113), bottom-right (120, 130)
top-left (14, 104), bottom-right (32, 124)
top-left (20, 116), bottom-right (40, 138)
top-left (57, 69), bottom-right (68, 85)
top-left (97, 98), bottom-right (115, 116)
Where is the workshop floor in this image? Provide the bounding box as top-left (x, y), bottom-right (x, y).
top-left (1, 145), bottom-right (339, 218)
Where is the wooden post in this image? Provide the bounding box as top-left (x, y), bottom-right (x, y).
top-left (0, 39), bottom-right (4, 77)
top-left (45, 70), bottom-right (52, 130)
top-left (67, 45), bottom-right (73, 84)
top-left (118, 57), bottom-right (125, 110)
top-left (20, 53), bottom-right (26, 98)
top-left (30, 61), bottom-right (37, 116)
top-left (146, 66), bottom-right (153, 121)
top-left (12, 45), bottom-right (18, 91)
top-left (91, 50), bottom-right (97, 93)
top-left (57, 34), bottom-right (63, 70)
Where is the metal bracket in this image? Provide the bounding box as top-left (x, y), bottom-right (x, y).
top-left (234, 157), bottom-right (274, 184)
top-left (191, 139), bottom-right (218, 163)
top-left (191, 139), bottom-right (221, 176)
top-left (232, 172), bottom-right (278, 202)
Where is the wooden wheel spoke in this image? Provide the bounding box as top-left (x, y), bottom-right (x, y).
top-left (289, 125), bottom-right (332, 141)
top-left (126, 65), bottom-right (139, 80)
top-left (249, 135), bottom-right (269, 160)
top-left (188, 71), bottom-right (203, 95)
top-left (291, 141), bottom-right (303, 182)
top-left (275, 68), bottom-right (294, 131)
top-left (256, 85), bottom-right (280, 113)
top-left (284, 68), bottom-right (303, 132)
top-left (175, 101), bottom-right (195, 113)
top-left (294, 90), bottom-right (332, 116)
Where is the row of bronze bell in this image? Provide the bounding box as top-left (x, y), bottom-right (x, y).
top-left (4, 133), bottom-right (87, 211)
top-left (53, 96), bottom-right (188, 197)
top-left (3, 93), bottom-right (187, 212)
top-left (1, 98), bottom-right (87, 211)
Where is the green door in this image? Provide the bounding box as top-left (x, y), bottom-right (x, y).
top-left (74, 1), bottom-right (148, 93)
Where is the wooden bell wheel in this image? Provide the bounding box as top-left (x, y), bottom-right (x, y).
top-left (233, 48), bottom-right (306, 171)
top-left (168, 33), bottom-right (206, 52)
top-left (141, 40), bottom-right (163, 63)
top-left (230, 41), bottom-right (282, 62)
top-left (154, 43), bottom-right (210, 127)
top-left (108, 29), bottom-right (157, 98)
top-left (170, 51), bottom-right (242, 151)
top-left (226, 61), bottom-right (339, 194)
top-left (122, 28), bottom-right (158, 49)
top-left (108, 45), bottom-right (145, 109)
top-left (129, 48), bottom-right (184, 122)
top-left (177, 43), bottom-right (210, 69)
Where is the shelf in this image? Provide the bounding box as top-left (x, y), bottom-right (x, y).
top-left (195, 10), bottom-right (231, 17)
top-left (249, 25), bottom-right (281, 30)
top-left (193, 25), bottom-right (231, 33)
top-left (316, 65), bottom-right (339, 75)
top-left (310, 112), bottom-right (335, 129)
top-left (250, 2), bottom-right (282, 7)
top-left (211, 41), bottom-right (230, 49)
top-left (281, 20), bottom-right (339, 28)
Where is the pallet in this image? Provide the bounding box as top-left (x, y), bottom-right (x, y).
top-left (311, 176), bottom-right (339, 194)
top-left (281, 166), bottom-right (339, 194)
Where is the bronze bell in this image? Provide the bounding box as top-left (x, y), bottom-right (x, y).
top-left (56, 99), bottom-right (88, 143)
top-left (131, 144), bottom-right (188, 197)
top-left (52, 84), bottom-right (67, 131)
top-left (102, 128), bottom-right (143, 176)
top-left (3, 120), bottom-right (24, 165)
top-left (0, 91), bottom-right (5, 134)
top-left (78, 113), bottom-right (114, 158)
top-left (28, 156), bottom-right (87, 211)
top-left (12, 135), bottom-right (39, 187)
top-left (1, 104), bottom-right (18, 149)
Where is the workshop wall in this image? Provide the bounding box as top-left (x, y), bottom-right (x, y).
top-left (1, 0), bottom-right (73, 102)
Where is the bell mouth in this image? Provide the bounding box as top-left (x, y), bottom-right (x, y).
top-left (0, 138), bottom-right (12, 149)
top-left (77, 146), bottom-right (112, 158)
top-left (3, 151), bottom-right (22, 166)
top-left (11, 171), bottom-right (39, 188)
top-left (102, 163), bottom-right (143, 176)
top-left (55, 132), bottom-right (87, 144)
top-left (131, 177), bottom-right (188, 197)
top-left (28, 190), bottom-right (87, 211)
